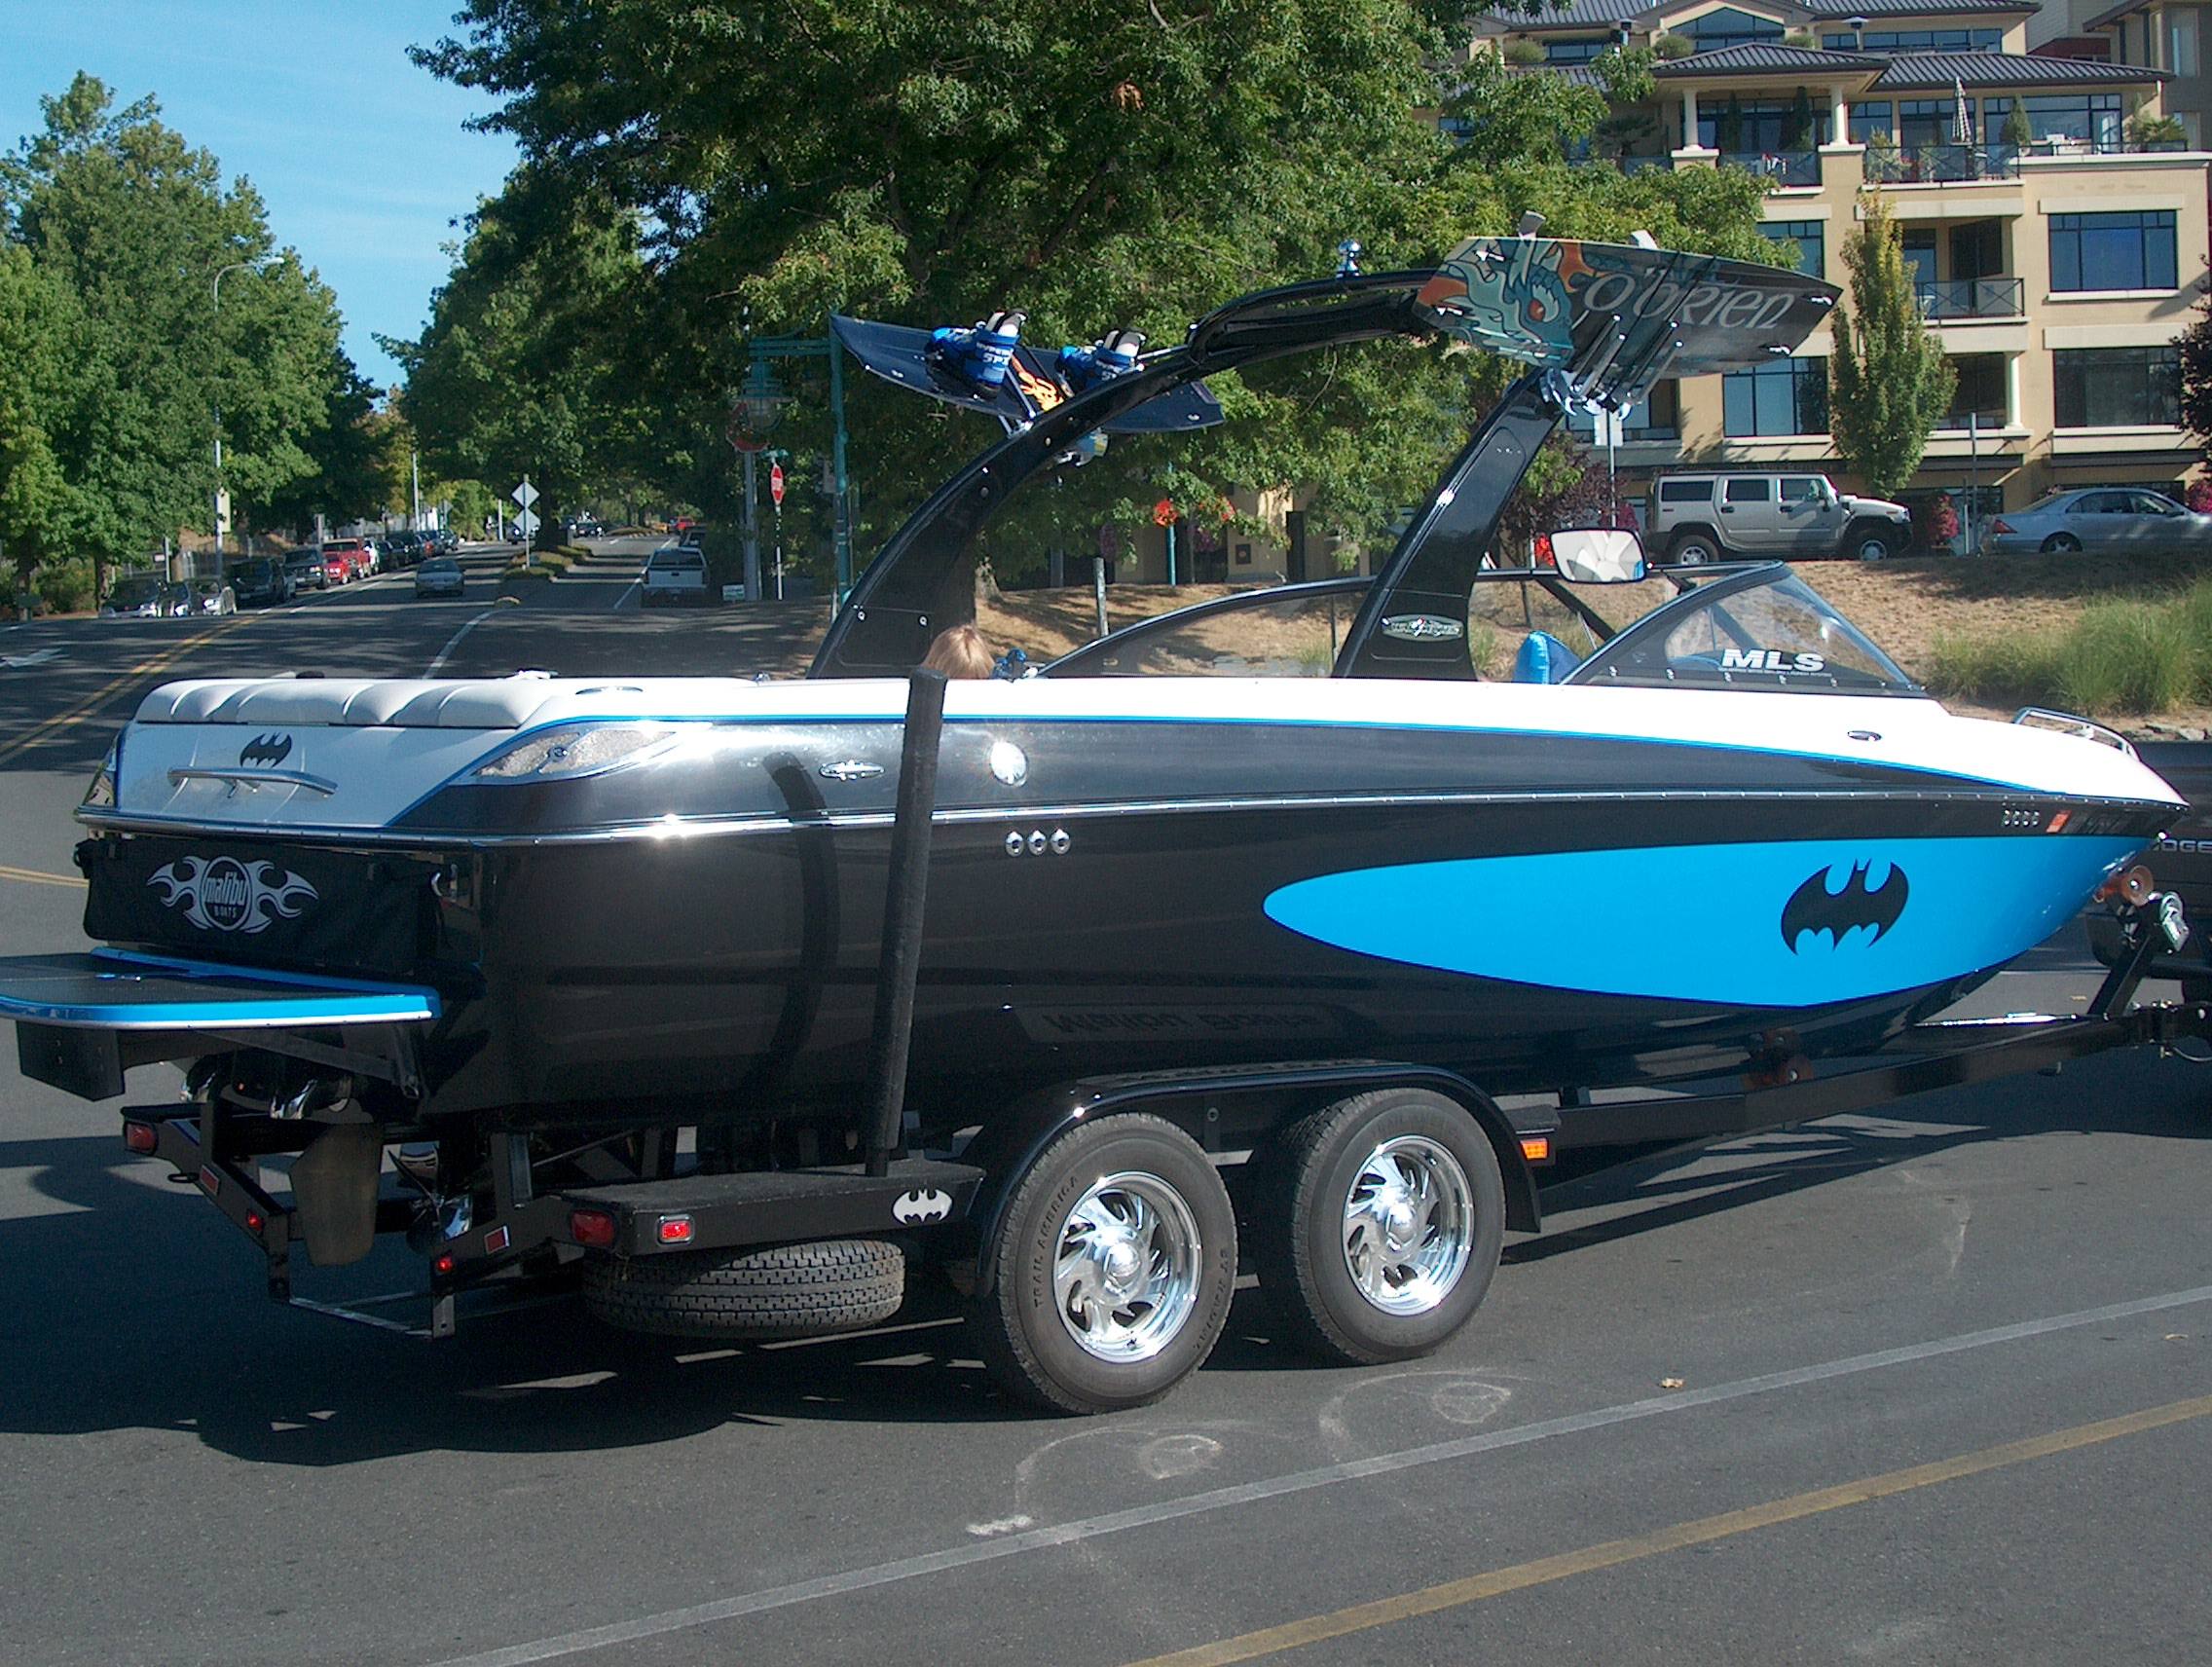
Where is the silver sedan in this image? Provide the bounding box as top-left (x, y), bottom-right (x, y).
top-left (1984, 488), bottom-right (2212, 555)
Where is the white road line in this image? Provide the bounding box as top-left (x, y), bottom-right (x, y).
top-left (423, 1280), bottom-right (2212, 1667)
top-left (425, 607), bottom-right (502, 677)
top-left (613, 576), bottom-right (641, 611)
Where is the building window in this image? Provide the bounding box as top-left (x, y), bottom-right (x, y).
top-left (1681, 7), bottom-right (1785, 52)
top-left (2053, 347), bottom-right (2181, 426)
top-left (1849, 102), bottom-right (1892, 143)
top-left (1437, 116), bottom-right (1474, 142)
top-left (1698, 99), bottom-right (1830, 151)
top-left (1723, 357), bottom-right (1829, 436)
top-left (1821, 27), bottom-right (2002, 51)
top-left (1759, 219), bottom-right (1825, 278)
top-left (2024, 92), bottom-right (2123, 147)
top-left (2049, 211), bottom-right (2178, 292)
top-left (1567, 381), bottom-right (1680, 442)
top-left (1936, 355), bottom-right (2008, 429)
top-left (1544, 37), bottom-right (1611, 62)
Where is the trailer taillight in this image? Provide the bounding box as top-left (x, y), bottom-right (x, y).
top-left (571, 1207), bottom-right (617, 1248)
top-left (656, 1214), bottom-right (694, 1245)
top-left (123, 1121), bottom-right (158, 1155)
top-left (1519, 1135), bottom-right (1552, 1163)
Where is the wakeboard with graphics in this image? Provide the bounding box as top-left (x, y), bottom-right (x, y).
top-left (1413, 236), bottom-right (1837, 409)
top-left (829, 315), bottom-right (1224, 434)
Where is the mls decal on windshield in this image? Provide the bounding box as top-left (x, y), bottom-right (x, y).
top-left (1720, 648), bottom-right (1825, 674)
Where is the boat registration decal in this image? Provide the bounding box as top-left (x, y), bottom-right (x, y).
top-left (147, 856), bottom-right (318, 935)
top-left (1263, 835), bottom-right (2143, 1008)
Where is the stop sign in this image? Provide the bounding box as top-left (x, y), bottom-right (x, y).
top-left (770, 462), bottom-right (786, 507)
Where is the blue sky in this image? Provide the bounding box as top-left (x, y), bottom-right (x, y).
top-left (0, 1), bottom-right (520, 391)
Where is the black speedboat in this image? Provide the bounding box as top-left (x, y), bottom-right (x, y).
top-left (0, 237), bottom-right (2186, 1412)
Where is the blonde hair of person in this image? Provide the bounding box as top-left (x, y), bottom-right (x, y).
top-left (920, 623), bottom-right (997, 679)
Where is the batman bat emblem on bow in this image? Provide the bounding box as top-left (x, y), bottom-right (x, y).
top-left (1781, 859), bottom-right (1909, 951)
top-left (239, 733), bottom-right (293, 767)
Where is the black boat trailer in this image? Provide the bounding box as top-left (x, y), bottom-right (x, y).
top-left (69, 672), bottom-right (2210, 1349)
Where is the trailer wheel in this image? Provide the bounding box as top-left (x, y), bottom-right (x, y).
top-left (1249, 1090), bottom-right (1504, 1366)
top-left (969, 1114), bottom-right (1236, 1415)
top-left (581, 1238), bottom-right (905, 1340)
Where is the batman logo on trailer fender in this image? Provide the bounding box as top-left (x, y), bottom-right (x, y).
top-left (1782, 860), bottom-right (1909, 952)
top-left (240, 733), bottom-right (293, 767)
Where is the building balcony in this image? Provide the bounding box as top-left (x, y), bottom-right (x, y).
top-left (1865, 145), bottom-right (2021, 185)
top-left (1917, 278), bottom-right (2025, 321)
top-left (1615, 154), bottom-right (1676, 174)
top-left (1718, 149), bottom-right (1820, 186)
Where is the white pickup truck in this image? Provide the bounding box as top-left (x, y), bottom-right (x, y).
top-left (641, 541), bottom-right (710, 607)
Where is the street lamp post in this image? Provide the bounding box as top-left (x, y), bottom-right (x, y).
top-left (209, 258), bottom-right (268, 569)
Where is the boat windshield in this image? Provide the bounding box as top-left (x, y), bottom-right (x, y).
top-left (1567, 567), bottom-right (1918, 694)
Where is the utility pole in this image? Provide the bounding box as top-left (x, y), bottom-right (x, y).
top-left (411, 449), bottom-right (422, 532)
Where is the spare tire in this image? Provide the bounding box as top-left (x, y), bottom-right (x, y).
top-left (582, 1238), bottom-right (905, 1340)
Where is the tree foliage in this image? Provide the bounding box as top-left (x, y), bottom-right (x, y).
top-left (0, 74), bottom-right (363, 600)
top-left (410, 6), bottom-right (1781, 574)
top-left (1828, 191), bottom-right (1955, 499)
top-left (2177, 282), bottom-right (2212, 457)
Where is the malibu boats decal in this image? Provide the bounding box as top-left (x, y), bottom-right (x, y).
top-left (240, 733), bottom-right (294, 768)
top-left (148, 856), bottom-right (318, 934)
top-left (1381, 614), bottom-right (1465, 644)
top-left (1782, 860), bottom-right (1908, 952)
top-left (1263, 835), bottom-right (2141, 1008)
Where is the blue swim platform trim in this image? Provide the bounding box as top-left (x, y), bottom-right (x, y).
top-left (0, 950), bottom-right (439, 1030)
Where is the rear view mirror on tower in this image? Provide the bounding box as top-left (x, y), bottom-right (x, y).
top-left (1548, 529), bottom-right (1646, 584)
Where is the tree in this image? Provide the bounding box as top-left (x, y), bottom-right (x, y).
top-left (1786, 86), bottom-right (1815, 152)
top-left (1827, 191), bottom-right (1955, 499)
top-left (2175, 282), bottom-right (2212, 453)
top-left (0, 242), bottom-right (83, 594)
top-left (1, 75), bottom-right (359, 588)
top-left (2001, 101), bottom-right (2032, 150)
top-left (410, 3), bottom-right (1780, 576)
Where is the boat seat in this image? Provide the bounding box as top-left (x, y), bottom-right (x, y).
top-left (1513, 631), bottom-right (1581, 685)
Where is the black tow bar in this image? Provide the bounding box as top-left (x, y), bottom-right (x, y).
top-left (863, 668), bottom-right (948, 1178)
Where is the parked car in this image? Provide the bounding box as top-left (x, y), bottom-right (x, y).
top-left (386, 531), bottom-right (426, 568)
top-left (429, 529), bottom-right (461, 557)
top-left (100, 574), bottom-right (183, 618)
top-left (1647, 472), bottom-right (1910, 565)
top-left (284, 548), bottom-right (327, 591)
top-left (321, 548), bottom-right (353, 586)
top-left (413, 555), bottom-right (466, 599)
top-left (188, 577), bottom-right (238, 616)
top-left (321, 537), bottom-right (371, 581)
top-left (641, 542), bottom-right (710, 606)
top-left (227, 556), bottom-right (293, 608)
top-left (1983, 488), bottom-right (2212, 555)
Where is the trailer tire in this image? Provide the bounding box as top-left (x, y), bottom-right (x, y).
top-left (1248, 1090), bottom-right (1504, 1366)
top-left (968, 1113), bottom-right (1236, 1415)
top-left (581, 1238), bottom-right (905, 1340)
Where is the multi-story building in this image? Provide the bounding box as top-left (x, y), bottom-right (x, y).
top-left (1469, 0), bottom-right (2212, 533)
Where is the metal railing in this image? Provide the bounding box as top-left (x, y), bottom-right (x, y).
top-left (1720, 149), bottom-right (1821, 186)
top-left (1916, 278), bottom-right (2025, 320)
top-left (1864, 144), bottom-right (2022, 183)
top-left (1933, 406), bottom-right (2009, 431)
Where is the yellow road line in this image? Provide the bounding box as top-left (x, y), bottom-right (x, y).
top-left (1126, 1391), bottom-right (2212, 1667)
top-left (0, 617), bottom-right (246, 766)
top-left (0, 864), bottom-right (87, 889)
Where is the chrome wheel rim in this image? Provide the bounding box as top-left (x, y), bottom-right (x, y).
top-left (1341, 1135), bottom-right (1474, 1316)
top-left (1052, 1170), bottom-right (1203, 1363)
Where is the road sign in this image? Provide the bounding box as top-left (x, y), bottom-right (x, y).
top-left (770, 462), bottom-right (786, 507)
top-left (514, 508), bottom-right (540, 540)
top-left (512, 479), bottom-right (538, 510)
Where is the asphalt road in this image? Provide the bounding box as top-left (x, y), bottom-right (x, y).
top-left (0, 565), bottom-right (2206, 1667)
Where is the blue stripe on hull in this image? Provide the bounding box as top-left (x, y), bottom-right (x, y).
top-left (1263, 835), bottom-right (2144, 1008)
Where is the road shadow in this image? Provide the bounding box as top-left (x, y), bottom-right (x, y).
top-left (1507, 1045), bottom-right (2211, 1266)
top-left (442, 603), bottom-right (831, 679)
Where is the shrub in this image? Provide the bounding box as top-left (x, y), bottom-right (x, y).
top-left (2126, 111), bottom-right (2186, 149)
top-left (1925, 629), bottom-right (2064, 705)
top-left (2055, 601), bottom-right (2194, 713)
top-left (1654, 34), bottom-right (1694, 59)
top-left (36, 558), bottom-right (94, 613)
top-left (1784, 30), bottom-right (1820, 50)
top-left (2186, 478), bottom-right (2212, 514)
top-left (1502, 39), bottom-right (1545, 65)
